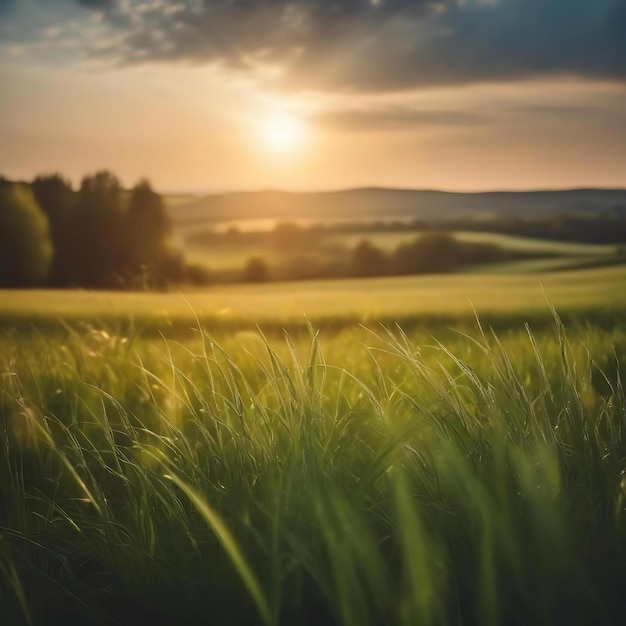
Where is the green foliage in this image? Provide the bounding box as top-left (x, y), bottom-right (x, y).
top-left (346, 232), bottom-right (536, 281)
top-left (126, 179), bottom-right (173, 286)
top-left (390, 233), bottom-right (513, 275)
top-left (0, 185), bottom-right (52, 287)
top-left (73, 170), bottom-right (127, 286)
top-left (392, 232), bottom-right (461, 273)
top-left (1, 316), bottom-right (626, 624)
top-left (32, 174), bottom-right (76, 285)
top-left (27, 171), bottom-right (183, 289)
top-left (351, 239), bottom-right (389, 277)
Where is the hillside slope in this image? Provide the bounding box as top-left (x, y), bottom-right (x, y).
top-left (170, 187), bottom-right (626, 226)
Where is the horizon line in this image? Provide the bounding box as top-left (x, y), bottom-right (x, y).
top-left (161, 184), bottom-right (626, 197)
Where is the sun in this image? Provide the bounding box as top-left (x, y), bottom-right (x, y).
top-left (260, 112), bottom-right (307, 153)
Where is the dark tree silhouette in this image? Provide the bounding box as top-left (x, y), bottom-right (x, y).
top-left (392, 233), bottom-right (461, 274)
top-left (351, 239), bottom-right (389, 277)
top-left (126, 179), bottom-right (172, 286)
top-left (244, 256), bottom-right (272, 282)
top-left (2, 171), bottom-right (206, 289)
top-left (32, 174), bottom-right (76, 285)
top-left (74, 171), bottom-right (126, 287)
top-left (0, 185), bottom-right (52, 287)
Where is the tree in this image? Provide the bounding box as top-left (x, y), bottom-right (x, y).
top-left (0, 185), bottom-right (52, 287)
top-left (244, 256), bottom-right (271, 282)
top-left (126, 179), bottom-right (172, 286)
top-left (74, 171), bottom-right (126, 287)
top-left (392, 233), bottom-right (460, 274)
top-left (32, 174), bottom-right (76, 285)
top-left (351, 239), bottom-right (389, 277)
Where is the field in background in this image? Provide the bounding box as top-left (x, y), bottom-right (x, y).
top-left (2, 265), bottom-right (626, 331)
top-left (164, 187), bottom-right (626, 278)
top-left (178, 226), bottom-right (622, 273)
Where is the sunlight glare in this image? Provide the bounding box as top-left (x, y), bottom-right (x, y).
top-left (260, 112), bottom-right (307, 153)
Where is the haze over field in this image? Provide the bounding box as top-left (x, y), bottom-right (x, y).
top-left (1, 0), bottom-right (626, 192)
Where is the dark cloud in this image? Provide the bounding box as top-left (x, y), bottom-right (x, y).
top-left (14, 0), bottom-right (626, 91)
top-left (286, 0), bottom-right (626, 90)
top-left (423, 0), bottom-right (626, 87)
top-left (75, 0), bottom-right (118, 8)
top-left (79, 0), bottom-right (438, 68)
top-left (313, 98), bottom-right (626, 132)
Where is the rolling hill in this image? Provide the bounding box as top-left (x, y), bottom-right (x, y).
top-left (168, 187), bottom-right (626, 228)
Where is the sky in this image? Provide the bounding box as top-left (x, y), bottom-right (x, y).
top-left (1, 0), bottom-right (625, 192)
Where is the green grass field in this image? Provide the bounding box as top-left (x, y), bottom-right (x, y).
top-left (2, 269), bottom-right (626, 625)
top-left (2, 265), bottom-right (626, 330)
top-left (331, 230), bottom-right (618, 256)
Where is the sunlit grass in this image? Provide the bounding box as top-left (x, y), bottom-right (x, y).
top-left (1, 313), bottom-right (626, 624)
top-left (1, 266), bottom-right (626, 333)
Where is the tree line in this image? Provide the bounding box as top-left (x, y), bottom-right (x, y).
top-left (0, 171), bottom-right (206, 289)
top-left (4, 171), bottom-right (597, 289)
top-left (240, 232), bottom-right (534, 283)
top-left (319, 212), bottom-right (626, 245)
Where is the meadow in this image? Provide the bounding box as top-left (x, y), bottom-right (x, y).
top-left (4, 0), bottom-right (626, 622)
top-left (1, 265), bottom-right (625, 330)
top-left (2, 267), bottom-right (626, 625)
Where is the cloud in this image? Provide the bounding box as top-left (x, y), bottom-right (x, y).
top-left (312, 94), bottom-right (626, 133)
top-left (7, 0), bottom-right (626, 91)
top-left (286, 0), bottom-right (626, 91)
top-left (316, 106), bottom-right (488, 132)
top-left (75, 0), bottom-right (118, 8)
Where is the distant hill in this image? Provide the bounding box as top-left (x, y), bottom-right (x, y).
top-left (169, 188), bottom-right (626, 227)
top-left (4, 175), bottom-right (626, 227)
